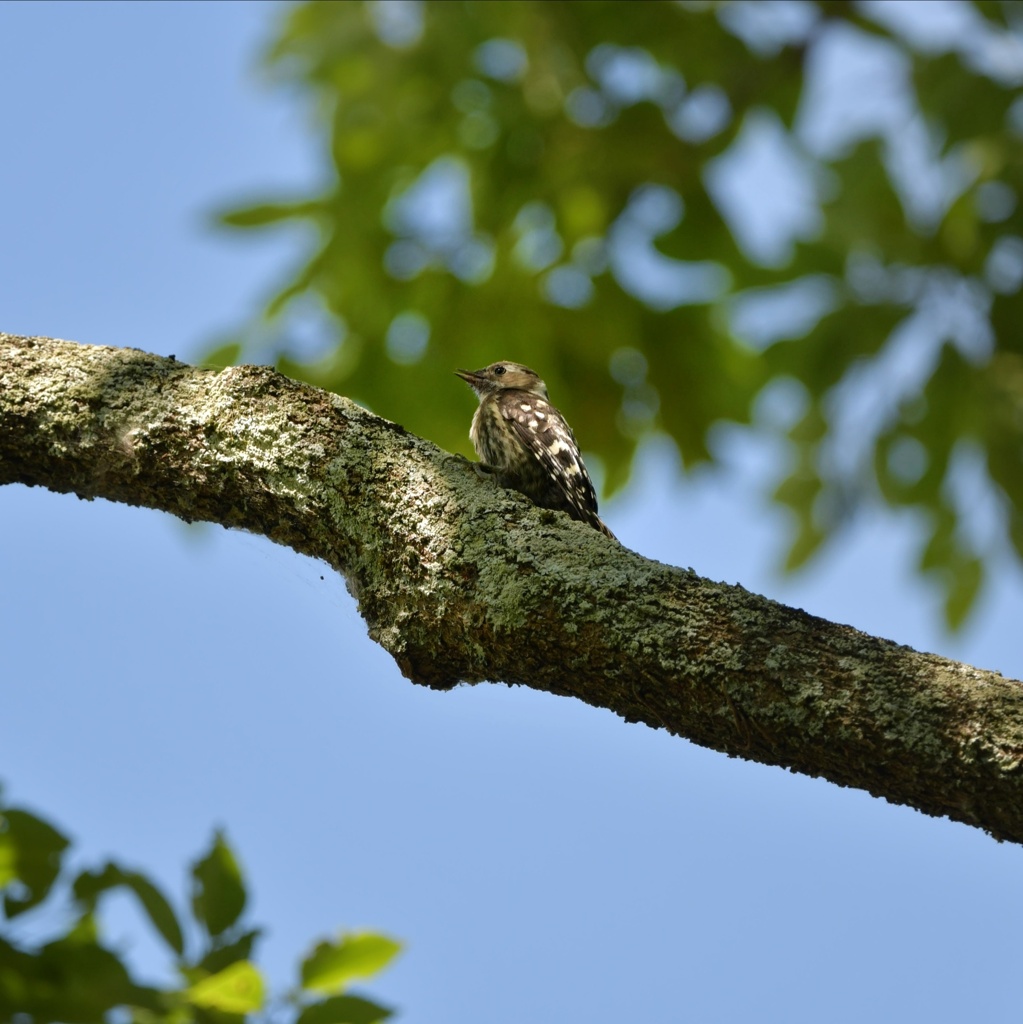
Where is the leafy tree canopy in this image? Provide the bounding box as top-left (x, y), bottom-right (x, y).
top-left (210, 0), bottom-right (1023, 627)
top-left (0, 789), bottom-right (399, 1023)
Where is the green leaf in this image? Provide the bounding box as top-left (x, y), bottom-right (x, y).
top-left (945, 555), bottom-right (984, 632)
top-left (186, 960), bottom-right (265, 1013)
top-left (1008, 512), bottom-right (1023, 563)
top-left (199, 927), bottom-right (262, 974)
top-left (202, 341), bottom-right (243, 369)
top-left (217, 198), bottom-right (323, 228)
top-left (191, 830), bottom-right (246, 938)
top-left (783, 521), bottom-right (826, 573)
top-left (297, 994), bottom-right (395, 1024)
top-left (0, 807), bottom-right (70, 916)
top-left (301, 933), bottom-right (402, 994)
top-left (73, 862), bottom-right (185, 955)
top-left (919, 509), bottom-right (956, 573)
top-left (772, 471), bottom-right (822, 515)
top-left (0, 931), bottom-right (165, 1022)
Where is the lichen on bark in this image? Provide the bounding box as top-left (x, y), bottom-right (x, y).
top-left (3, 332), bottom-right (1023, 843)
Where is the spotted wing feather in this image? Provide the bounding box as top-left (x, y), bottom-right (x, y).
top-left (497, 391), bottom-right (604, 531)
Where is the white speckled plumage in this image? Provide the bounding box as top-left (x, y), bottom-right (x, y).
top-left (455, 361), bottom-right (615, 540)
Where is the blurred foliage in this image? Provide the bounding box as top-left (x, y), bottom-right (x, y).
top-left (0, 789), bottom-right (400, 1024)
top-left (212, 0), bottom-right (1023, 628)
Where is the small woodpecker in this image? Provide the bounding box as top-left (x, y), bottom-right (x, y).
top-left (456, 361), bottom-right (616, 540)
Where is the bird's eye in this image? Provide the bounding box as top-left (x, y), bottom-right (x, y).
top-left (493, 365), bottom-right (506, 376)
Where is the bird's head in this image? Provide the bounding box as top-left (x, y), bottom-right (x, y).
top-left (455, 361), bottom-right (549, 401)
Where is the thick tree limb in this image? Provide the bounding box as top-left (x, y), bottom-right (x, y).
top-left (3, 332), bottom-right (1023, 842)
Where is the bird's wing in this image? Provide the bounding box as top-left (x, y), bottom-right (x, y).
top-left (498, 391), bottom-right (602, 526)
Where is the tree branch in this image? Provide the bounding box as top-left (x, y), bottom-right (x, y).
top-left (4, 332), bottom-right (1023, 842)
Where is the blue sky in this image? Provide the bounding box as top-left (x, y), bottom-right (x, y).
top-left (2, 3), bottom-right (1022, 1022)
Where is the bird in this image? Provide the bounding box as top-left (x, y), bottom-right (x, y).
top-left (455, 361), bottom-right (616, 540)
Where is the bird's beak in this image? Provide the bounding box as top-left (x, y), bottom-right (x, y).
top-left (455, 368), bottom-right (483, 387)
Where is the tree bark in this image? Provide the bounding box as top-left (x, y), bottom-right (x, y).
top-left (3, 332), bottom-right (1023, 842)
